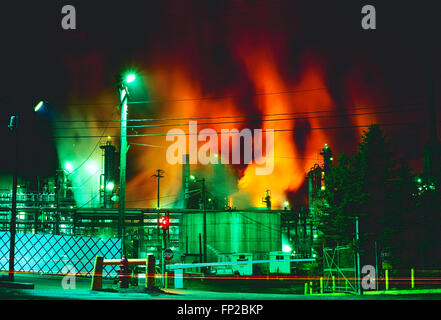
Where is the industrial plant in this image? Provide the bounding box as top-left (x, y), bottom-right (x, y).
top-left (0, 136), bottom-right (331, 276)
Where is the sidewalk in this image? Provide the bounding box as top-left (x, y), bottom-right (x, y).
top-left (363, 288), bottom-right (441, 295)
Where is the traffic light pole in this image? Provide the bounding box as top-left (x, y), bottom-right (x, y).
top-left (118, 85), bottom-right (128, 256)
top-left (159, 214), bottom-right (169, 288)
top-left (161, 228), bottom-right (165, 287)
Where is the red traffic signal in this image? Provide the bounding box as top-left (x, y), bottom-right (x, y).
top-left (159, 216), bottom-right (170, 230)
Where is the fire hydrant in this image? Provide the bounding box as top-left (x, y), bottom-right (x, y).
top-left (117, 255), bottom-right (130, 289)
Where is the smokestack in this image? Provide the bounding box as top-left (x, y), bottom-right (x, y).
top-left (100, 140), bottom-right (116, 208)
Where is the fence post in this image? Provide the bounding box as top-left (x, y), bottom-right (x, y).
top-left (411, 268), bottom-right (415, 289)
top-left (332, 276), bottom-right (335, 292)
top-left (91, 256), bottom-right (104, 291)
top-left (320, 277), bottom-right (323, 294)
top-left (309, 281), bottom-right (313, 294)
top-left (385, 269), bottom-right (389, 291)
top-left (165, 272), bottom-right (168, 289)
top-left (304, 282), bottom-right (308, 295)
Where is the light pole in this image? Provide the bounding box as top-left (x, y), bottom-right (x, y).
top-left (7, 114), bottom-right (18, 281)
top-left (118, 73), bottom-right (135, 256)
top-left (7, 101), bottom-right (45, 281)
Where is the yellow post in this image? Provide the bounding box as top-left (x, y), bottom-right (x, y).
top-left (345, 279), bottom-right (348, 291)
top-left (91, 256), bottom-right (104, 291)
top-left (332, 276), bottom-right (335, 292)
top-left (165, 272), bottom-right (168, 289)
top-left (309, 281), bottom-right (313, 294)
top-left (385, 270), bottom-right (389, 290)
top-left (320, 277), bottom-right (323, 294)
top-left (411, 268), bottom-right (415, 289)
top-left (304, 282), bottom-right (308, 295)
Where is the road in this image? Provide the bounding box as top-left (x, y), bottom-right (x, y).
top-left (1, 274), bottom-right (441, 300)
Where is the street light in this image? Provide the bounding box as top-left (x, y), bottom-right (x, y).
top-left (118, 71), bottom-right (137, 256)
top-left (8, 101), bottom-right (45, 281)
top-left (125, 73), bottom-right (136, 84)
top-left (34, 100), bottom-right (44, 112)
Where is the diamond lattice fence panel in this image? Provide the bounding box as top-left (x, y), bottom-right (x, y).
top-left (0, 232), bottom-right (121, 278)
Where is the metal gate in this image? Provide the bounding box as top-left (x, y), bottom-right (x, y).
top-left (323, 245), bottom-right (358, 293)
top-left (0, 231), bottom-right (121, 278)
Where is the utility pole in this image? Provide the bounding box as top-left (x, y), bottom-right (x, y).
top-left (118, 81), bottom-right (129, 256)
top-left (153, 169), bottom-right (165, 258)
top-left (8, 115), bottom-right (18, 281)
top-left (152, 169), bottom-right (165, 209)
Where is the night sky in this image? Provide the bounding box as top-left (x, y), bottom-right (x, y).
top-left (0, 1), bottom-right (439, 205)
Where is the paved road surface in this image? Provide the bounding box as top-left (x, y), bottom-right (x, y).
top-left (1, 274), bottom-right (441, 300)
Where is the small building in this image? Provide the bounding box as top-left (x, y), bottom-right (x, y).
top-left (268, 251), bottom-right (291, 274)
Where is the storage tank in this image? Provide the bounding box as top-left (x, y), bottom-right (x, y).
top-left (180, 210), bottom-right (281, 262)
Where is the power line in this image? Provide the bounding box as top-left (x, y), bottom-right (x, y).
top-left (52, 101), bottom-right (423, 124)
top-left (65, 105), bottom-right (119, 176)
top-left (51, 105), bottom-right (422, 130)
top-left (52, 121), bottom-right (432, 139)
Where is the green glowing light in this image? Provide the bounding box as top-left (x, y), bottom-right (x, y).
top-left (34, 101), bottom-right (44, 112)
top-left (125, 73), bottom-right (136, 83)
top-left (282, 245), bottom-right (292, 253)
top-left (64, 161), bottom-right (74, 173)
top-left (283, 201), bottom-right (289, 207)
top-left (106, 182), bottom-right (115, 191)
top-left (190, 175), bottom-right (196, 180)
top-left (85, 161), bottom-right (98, 174)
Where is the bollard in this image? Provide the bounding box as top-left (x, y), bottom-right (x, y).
top-left (304, 282), bottom-right (308, 295)
top-left (309, 281), bottom-right (313, 294)
top-left (332, 276), bottom-right (335, 292)
top-left (411, 268), bottom-right (415, 289)
top-left (385, 270), bottom-right (389, 291)
top-left (174, 269), bottom-right (184, 289)
top-left (320, 277), bottom-right (323, 294)
top-left (91, 256), bottom-right (104, 291)
top-left (117, 255), bottom-right (130, 289)
top-left (165, 272), bottom-right (168, 289)
top-left (345, 279), bottom-right (348, 291)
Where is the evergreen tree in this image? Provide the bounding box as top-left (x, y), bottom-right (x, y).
top-left (318, 125), bottom-right (414, 267)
